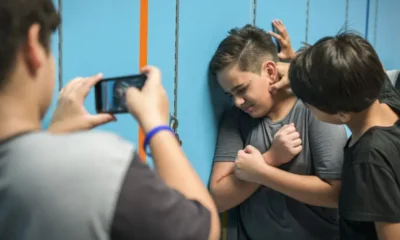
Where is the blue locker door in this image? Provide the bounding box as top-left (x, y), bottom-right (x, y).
top-left (178, 0), bottom-right (251, 186)
top-left (308, 0), bottom-right (347, 44)
top-left (256, 0), bottom-right (308, 52)
top-left (370, 0), bottom-right (400, 69)
top-left (146, 0), bottom-right (177, 166)
top-left (347, 0), bottom-right (368, 37)
top-left (178, 1), bottom-right (252, 239)
top-left (62, 0), bottom-right (141, 144)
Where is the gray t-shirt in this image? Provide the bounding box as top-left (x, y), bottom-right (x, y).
top-left (0, 131), bottom-right (210, 240)
top-left (214, 99), bottom-right (347, 240)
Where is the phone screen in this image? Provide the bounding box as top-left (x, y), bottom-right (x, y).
top-left (95, 74), bottom-right (147, 114)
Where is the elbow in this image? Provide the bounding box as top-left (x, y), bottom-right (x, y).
top-left (215, 202), bottom-right (231, 213)
top-left (210, 183), bottom-right (230, 213)
top-left (317, 179), bottom-right (341, 208)
top-left (328, 191), bottom-right (340, 208)
top-left (327, 181), bottom-right (341, 208)
top-left (321, 186), bottom-right (340, 208)
top-left (325, 198), bottom-right (339, 208)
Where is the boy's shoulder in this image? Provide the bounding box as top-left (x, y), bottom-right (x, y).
top-left (348, 121), bottom-right (400, 169)
top-left (1, 131), bottom-right (136, 179)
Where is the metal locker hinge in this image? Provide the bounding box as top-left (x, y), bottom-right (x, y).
top-left (170, 115), bottom-right (182, 146)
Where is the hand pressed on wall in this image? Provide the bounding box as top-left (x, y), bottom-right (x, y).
top-left (268, 19), bottom-right (296, 61)
top-left (49, 73), bottom-right (116, 133)
top-left (234, 145), bottom-right (266, 183)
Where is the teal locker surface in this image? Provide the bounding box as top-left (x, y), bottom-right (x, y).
top-left (308, 0), bottom-right (347, 44)
top-left (62, 0), bottom-right (141, 144)
top-left (177, 0), bottom-right (252, 186)
top-left (256, 0), bottom-right (308, 52)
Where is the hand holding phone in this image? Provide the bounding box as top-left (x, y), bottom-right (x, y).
top-left (50, 73), bottom-right (116, 133)
top-left (95, 74), bottom-right (147, 114)
top-left (125, 66), bottom-right (170, 132)
top-left (95, 66), bottom-right (169, 132)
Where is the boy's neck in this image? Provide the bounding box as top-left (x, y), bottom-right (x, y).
top-left (267, 91), bottom-right (297, 122)
top-left (347, 100), bottom-right (399, 144)
top-left (0, 93), bottom-right (42, 141)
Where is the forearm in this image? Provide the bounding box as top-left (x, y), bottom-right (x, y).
top-left (211, 174), bottom-right (259, 212)
top-left (262, 151), bottom-right (279, 167)
top-left (256, 164), bottom-right (339, 208)
top-left (376, 222), bottom-right (400, 240)
top-left (149, 130), bottom-right (220, 240)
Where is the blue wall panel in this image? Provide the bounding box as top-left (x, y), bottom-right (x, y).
top-left (256, 0), bottom-right (308, 52)
top-left (147, 1), bottom-right (177, 166)
top-left (148, 1), bottom-right (175, 119)
top-left (373, 0), bottom-right (400, 69)
top-left (347, 0), bottom-right (368, 36)
top-left (42, 0), bottom-right (60, 129)
top-left (177, 0), bottom-right (251, 185)
top-left (62, 0), bottom-right (141, 143)
top-left (57, 0), bottom-right (400, 188)
top-left (308, 0), bottom-right (346, 43)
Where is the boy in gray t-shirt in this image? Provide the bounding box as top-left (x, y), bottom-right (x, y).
top-left (209, 25), bottom-right (347, 240)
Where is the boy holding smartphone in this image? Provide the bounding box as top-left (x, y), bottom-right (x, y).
top-left (0, 1), bottom-right (220, 239)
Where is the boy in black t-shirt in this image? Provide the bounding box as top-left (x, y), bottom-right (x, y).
top-left (288, 33), bottom-right (400, 240)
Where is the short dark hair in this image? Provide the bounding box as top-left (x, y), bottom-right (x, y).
top-left (209, 24), bottom-right (278, 75)
top-left (289, 32), bottom-right (385, 114)
top-left (0, 0), bottom-right (60, 87)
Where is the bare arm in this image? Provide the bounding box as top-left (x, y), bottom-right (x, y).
top-left (376, 222), bottom-right (400, 240)
top-left (210, 107), bottom-right (259, 213)
top-left (211, 123), bottom-right (305, 211)
top-left (130, 66), bottom-right (219, 240)
top-left (235, 119), bottom-right (346, 208)
top-left (255, 163), bottom-right (341, 208)
top-left (210, 162), bottom-right (259, 212)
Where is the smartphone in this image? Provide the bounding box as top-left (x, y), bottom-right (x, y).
top-left (271, 23), bottom-right (282, 53)
top-left (95, 74), bottom-right (147, 114)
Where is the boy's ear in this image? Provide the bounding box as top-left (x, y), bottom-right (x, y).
top-left (261, 61), bottom-right (278, 84)
top-left (337, 112), bottom-right (351, 123)
top-left (24, 23), bottom-right (45, 76)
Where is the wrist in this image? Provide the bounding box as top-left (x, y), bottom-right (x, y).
top-left (143, 125), bottom-right (176, 157)
top-left (140, 118), bottom-right (168, 134)
top-left (254, 163), bottom-right (271, 185)
top-left (263, 151), bottom-right (277, 167)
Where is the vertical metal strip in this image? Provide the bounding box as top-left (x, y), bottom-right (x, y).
top-left (365, 0), bottom-right (370, 39)
top-left (373, 0), bottom-right (379, 46)
top-left (58, 0), bottom-right (63, 90)
top-left (173, 0), bottom-right (180, 133)
top-left (305, 0), bottom-right (310, 44)
top-left (345, 0), bottom-right (349, 31)
top-left (253, 0), bottom-right (257, 25)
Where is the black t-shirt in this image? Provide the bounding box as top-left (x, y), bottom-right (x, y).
top-left (339, 76), bottom-right (400, 240)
